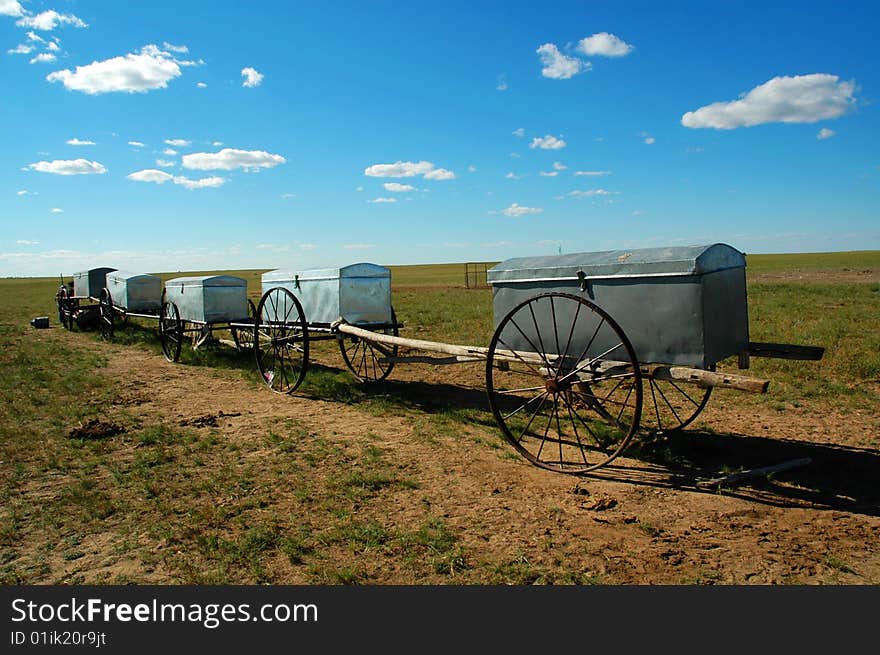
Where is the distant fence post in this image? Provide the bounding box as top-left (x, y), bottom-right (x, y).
top-left (464, 262), bottom-right (490, 289)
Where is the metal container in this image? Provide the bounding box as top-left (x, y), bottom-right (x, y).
top-left (487, 243), bottom-right (749, 368)
top-left (106, 271), bottom-right (162, 313)
top-left (262, 263), bottom-right (392, 325)
top-left (73, 267), bottom-right (117, 299)
top-left (164, 275), bottom-right (248, 324)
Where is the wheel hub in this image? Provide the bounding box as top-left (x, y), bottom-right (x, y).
top-left (544, 378), bottom-right (570, 393)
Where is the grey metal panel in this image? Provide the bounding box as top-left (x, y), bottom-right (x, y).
top-left (262, 263), bottom-right (392, 325)
top-left (106, 271), bottom-right (162, 313)
top-left (489, 244), bottom-right (748, 368)
top-left (164, 275), bottom-right (248, 323)
top-left (73, 267), bottom-right (117, 298)
top-left (487, 243), bottom-right (745, 283)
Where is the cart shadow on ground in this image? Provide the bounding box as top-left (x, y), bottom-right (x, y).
top-left (329, 376), bottom-right (880, 519)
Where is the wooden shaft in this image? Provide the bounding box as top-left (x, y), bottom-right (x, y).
top-left (336, 322), bottom-right (543, 365)
top-left (647, 364), bottom-right (770, 393)
top-left (338, 322), bottom-right (771, 393)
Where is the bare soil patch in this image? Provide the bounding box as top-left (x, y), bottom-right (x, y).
top-left (10, 328), bottom-right (880, 585)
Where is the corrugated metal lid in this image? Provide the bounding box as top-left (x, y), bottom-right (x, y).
top-left (487, 244), bottom-right (745, 283)
top-left (165, 275), bottom-right (247, 287)
top-left (108, 270), bottom-right (160, 282)
top-left (263, 262), bottom-right (390, 283)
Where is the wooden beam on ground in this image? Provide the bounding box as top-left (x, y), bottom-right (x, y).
top-left (696, 458), bottom-right (812, 489)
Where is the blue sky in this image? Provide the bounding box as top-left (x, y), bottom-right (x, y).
top-left (2, 0), bottom-right (878, 276)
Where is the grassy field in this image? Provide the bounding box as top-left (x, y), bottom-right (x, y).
top-left (0, 251), bottom-right (877, 583)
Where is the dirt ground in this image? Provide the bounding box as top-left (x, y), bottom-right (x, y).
top-left (29, 320), bottom-right (878, 586)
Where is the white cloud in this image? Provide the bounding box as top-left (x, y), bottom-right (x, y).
top-left (47, 41), bottom-right (59, 52)
top-left (47, 44), bottom-right (196, 94)
top-left (128, 141), bottom-right (145, 147)
top-left (66, 138), bottom-right (95, 146)
top-left (364, 160), bottom-right (454, 180)
top-left (212, 141), bottom-right (223, 146)
top-left (51, 208), bottom-right (63, 213)
top-left (574, 170), bottom-right (611, 176)
top-left (536, 43), bottom-right (588, 80)
top-left (570, 189), bottom-right (616, 197)
top-left (502, 203), bottom-right (543, 217)
top-left (197, 82), bottom-right (207, 88)
top-left (155, 159), bottom-right (175, 168)
top-left (344, 243), bottom-right (376, 249)
top-left (162, 42), bottom-right (189, 53)
top-left (505, 172), bottom-right (521, 180)
top-left (16, 239), bottom-right (39, 245)
top-left (8, 44), bottom-right (34, 55)
top-left (817, 127), bottom-right (836, 140)
top-left (164, 138), bottom-right (190, 147)
top-left (681, 74), bottom-right (857, 129)
top-left (281, 193), bottom-right (296, 199)
top-left (383, 182), bottom-right (415, 192)
top-left (28, 159), bottom-right (106, 175)
top-left (182, 148), bottom-right (286, 172)
top-left (643, 135), bottom-right (656, 144)
top-left (16, 10), bottom-right (87, 31)
top-left (468, 165), bottom-right (477, 173)
top-left (0, 1), bottom-right (24, 17)
top-left (553, 161), bottom-right (567, 170)
top-left (530, 135), bottom-right (566, 150)
top-left (163, 148), bottom-right (178, 156)
top-left (127, 168), bottom-right (226, 189)
top-left (509, 152), bottom-right (521, 158)
top-left (424, 167), bottom-right (456, 180)
top-left (513, 128), bottom-right (525, 137)
top-left (25, 31), bottom-right (43, 42)
top-left (30, 53), bottom-right (56, 64)
top-left (241, 67), bottom-right (263, 88)
top-left (174, 176), bottom-right (225, 190)
top-left (127, 169), bottom-right (173, 184)
top-left (496, 74), bottom-right (507, 91)
top-left (368, 197), bottom-right (397, 203)
top-left (540, 171), bottom-right (558, 177)
top-left (17, 189), bottom-right (29, 195)
top-left (577, 32), bottom-right (634, 57)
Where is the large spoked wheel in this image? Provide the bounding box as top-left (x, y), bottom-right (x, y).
top-left (640, 366), bottom-right (713, 435)
top-left (231, 299), bottom-right (257, 352)
top-left (486, 292), bottom-right (643, 474)
top-left (56, 286), bottom-right (71, 330)
top-left (254, 287), bottom-right (309, 394)
top-left (98, 288), bottom-right (114, 340)
top-left (338, 308), bottom-right (399, 382)
top-left (159, 301), bottom-right (183, 363)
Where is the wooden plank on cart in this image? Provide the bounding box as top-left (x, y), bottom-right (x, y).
top-left (747, 341), bottom-right (825, 360)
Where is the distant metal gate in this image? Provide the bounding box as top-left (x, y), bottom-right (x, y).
top-left (464, 262), bottom-right (490, 288)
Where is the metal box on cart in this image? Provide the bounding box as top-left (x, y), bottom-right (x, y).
top-left (261, 263), bottom-right (392, 325)
top-left (73, 267), bottom-right (117, 299)
top-left (487, 243), bottom-right (749, 369)
top-left (106, 271), bottom-right (162, 313)
top-left (163, 275), bottom-right (248, 323)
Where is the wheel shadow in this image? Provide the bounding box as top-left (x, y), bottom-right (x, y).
top-left (338, 377), bottom-right (880, 518)
top-left (590, 429), bottom-right (880, 517)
